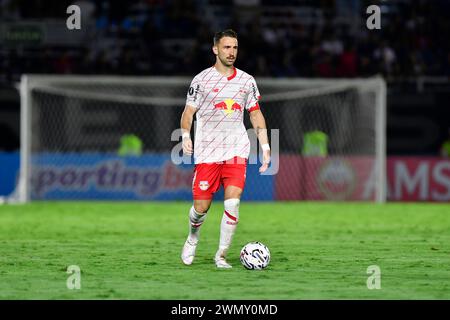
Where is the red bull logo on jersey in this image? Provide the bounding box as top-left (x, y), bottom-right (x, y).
top-left (214, 98), bottom-right (242, 115)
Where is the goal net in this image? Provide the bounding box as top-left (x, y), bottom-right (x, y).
top-left (10, 75), bottom-right (386, 203)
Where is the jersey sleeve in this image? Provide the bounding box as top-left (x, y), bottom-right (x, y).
top-left (185, 77), bottom-right (204, 109)
top-left (245, 76), bottom-right (261, 113)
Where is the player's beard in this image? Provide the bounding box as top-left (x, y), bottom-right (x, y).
top-left (219, 55), bottom-right (235, 67)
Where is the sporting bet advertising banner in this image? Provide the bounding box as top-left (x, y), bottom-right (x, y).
top-left (1, 153), bottom-right (449, 201)
top-left (29, 153), bottom-right (273, 201)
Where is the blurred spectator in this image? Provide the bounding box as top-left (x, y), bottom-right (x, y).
top-left (314, 52), bottom-right (334, 78)
top-left (337, 41), bottom-right (357, 77)
top-left (321, 33), bottom-right (343, 57)
top-left (374, 41), bottom-right (397, 76)
top-left (53, 51), bottom-right (73, 74)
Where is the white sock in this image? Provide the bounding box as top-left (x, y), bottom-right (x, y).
top-left (217, 198), bottom-right (240, 258)
top-left (188, 206), bottom-right (207, 242)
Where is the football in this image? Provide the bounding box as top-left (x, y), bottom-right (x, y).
top-left (240, 241), bottom-right (271, 270)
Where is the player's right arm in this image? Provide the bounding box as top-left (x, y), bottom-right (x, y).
top-left (180, 105), bottom-right (197, 155)
top-left (182, 75), bottom-right (205, 156)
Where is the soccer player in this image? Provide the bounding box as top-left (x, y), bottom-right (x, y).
top-left (180, 29), bottom-right (271, 268)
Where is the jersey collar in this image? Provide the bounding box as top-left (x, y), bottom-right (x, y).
top-left (212, 65), bottom-right (237, 81)
top-left (227, 67), bottom-right (237, 81)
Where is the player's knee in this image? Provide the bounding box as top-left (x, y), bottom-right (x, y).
top-left (225, 185), bottom-right (243, 199)
top-left (194, 201), bottom-right (211, 214)
top-left (232, 190), bottom-right (243, 198)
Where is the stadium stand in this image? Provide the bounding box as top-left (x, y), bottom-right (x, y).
top-left (1, 0), bottom-right (449, 84)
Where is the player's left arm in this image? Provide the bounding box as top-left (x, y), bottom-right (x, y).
top-left (249, 109), bottom-right (270, 173)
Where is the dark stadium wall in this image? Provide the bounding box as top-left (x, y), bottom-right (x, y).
top-left (386, 91), bottom-right (450, 156)
top-left (0, 86), bottom-right (20, 152)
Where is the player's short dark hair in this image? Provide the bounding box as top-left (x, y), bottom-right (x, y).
top-left (213, 29), bottom-right (238, 45)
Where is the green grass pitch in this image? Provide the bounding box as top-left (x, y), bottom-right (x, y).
top-left (0, 201), bottom-right (449, 299)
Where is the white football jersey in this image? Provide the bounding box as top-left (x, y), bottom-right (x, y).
top-left (185, 66), bottom-right (261, 164)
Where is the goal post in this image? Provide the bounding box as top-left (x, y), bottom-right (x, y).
top-left (11, 74), bottom-right (386, 203)
top-left (256, 77), bottom-right (386, 203)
